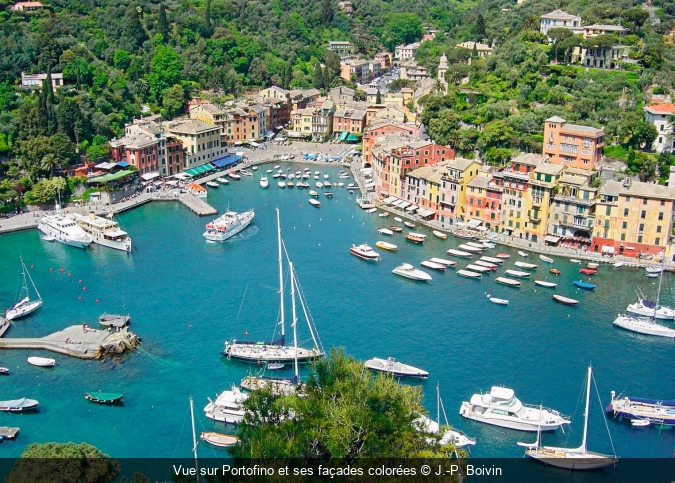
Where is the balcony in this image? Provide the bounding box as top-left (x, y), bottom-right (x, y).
top-left (500, 170), bottom-right (530, 182)
top-left (553, 194), bottom-right (595, 207)
top-left (558, 217), bottom-right (594, 229)
top-left (532, 197), bottom-right (543, 208)
top-left (529, 216), bottom-right (542, 224)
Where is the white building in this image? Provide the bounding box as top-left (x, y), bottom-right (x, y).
top-left (540, 9), bottom-right (583, 36)
top-left (644, 103), bottom-right (675, 153)
top-left (455, 41), bottom-right (493, 57)
top-left (164, 119), bottom-right (224, 169)
top-left (395, 43), bottom-right (420, 61)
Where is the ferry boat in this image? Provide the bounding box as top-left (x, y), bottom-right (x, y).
top-left (203, 209), bottom-right (254, 242)
top-left (38, 206), bottom-right (92, 249)
top-left (70, 212), bottom-right (132, 252)
top-left (459, 386), bottom-right (570, 431)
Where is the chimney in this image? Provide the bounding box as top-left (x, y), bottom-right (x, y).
top-left (623, 177), bottom-right (631, 188)
top-left (669, 166), bottom-right (675, 188)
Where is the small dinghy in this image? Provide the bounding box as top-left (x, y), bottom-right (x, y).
top-left (404, 221), bottom-right (416, 229)
top-left (539, 255), bottom-right (554, 263)
top-left (534, 280), bottom-right (557, 288)
top-left (570, 259), bottom-right (581, 264)
top-left (579, 268), bottom-right (597, 275)
top-left (421, 260), bottom-right (446, 271)
top-left (379, 212), bottom-right (389, 218)
top-left (85, 392), bottom-right (124, 404)
top-left (267, 363), bottom-right (285, 370)
top-left (631, 419), bottom-right (650, 427)
top-left (495, 277), bottom-right (521, 287)
top-left (394, 217), bottom-right (403, 223)
top-left (309, 199), bottom-right (321, 208)
top-left (457, 269), bottom-right (481, 279)
top-left (514, 261), bottom-right (537, 270)
top-left (504, 269), bottom-right (530, 278)
top-left (389, 225), bottom-right (403, 232)
top-left (27, 357), bottom-right (55, 368)
top-left (364, 357), bottom-right (428, 378)
top-left (430, 257), bottom-right (456, 267)
top-left (587, 262), bottom-right (599, 269)
top-left (0, 368), bottom-right (9, 375)
top-left (41, 236), bottom-right (55, 242)
top-left (496, 253), bottom-right (510, 259)
top-left (574, 280), bottom-right (596, 290)
top-left (613, 262), bottom-right (625, 268)
top-left (433, 230), bottom-right (448, 240)
top-left (488, 296), bottom-right (509, 305)
top-left (375, 241), bottom-right (398, 251)
top-left (552, 294), bottom-right (579, 306)
top-left (550, 268), bottom-right (561, 275)
top-left (518, 250), bottom-right (529, 257)
top-left (201, 431), bottom-right (240, 447)
top-left (378, 228), bottom-right (393, 235)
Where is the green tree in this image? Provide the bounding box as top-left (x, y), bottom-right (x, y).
top-left (474, 13), bottom-right (486, 38)
top-left (113, 50), bottom-right (132, 71)
top-left (427, 109), bottom-right (461, 145)
top-left (6, 442), bottom-right (120, 483)
top-left (322, 0), bottom-right (334, 26)
top-left (148, 45), bottom-right (183, 102)
top-left (627, 150), bottom-right (656, 182)
top-left (203, 0), bottom-right (213, 38)
top-left (376, 90), bottom-right (382, 104)
top-left (56, 97), bottom-right (84, 145)
top-left (157, 4), bottom-right (170, 42)
top-left (631, 121), bottom-right (658, 150)
top-left (622, 7), bottom-right (649, 30)
top-left (312, 63), bottom-right (324, 90)
top-left (657, 152), bottom-right (675, 182)
top-left (162, 84), bottom-right (185, 117)
top-left (382, 13), bottom-right (423, 51)
top-left (38, 73), bottom-right (57, 136)
top-left (322, 50), bottom-right (342, 84)
top-left (123, 6), bottom-right (148, 48)
top-left (479, 119), bottom-right (514, 150)
top-left (18, 133), bottom-right (76, 179)
top-left (548, 28), bottom-right (573, 61)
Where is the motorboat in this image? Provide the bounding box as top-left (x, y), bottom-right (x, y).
top-left (519, 366), bottom-right (618, 470)
top-left (646, 273), bottom-right (659, 278)
top-left (206, 181), bottom-right (219, 188)
top-left (204, 385), bottom-right (249, 423)
top-left (323, 182), bottom-right (332, 188)
top-left (389, 225), bottom-right (403, 232)
top-left (364, 357), bottom-right (428, 378)
top-left (266, 169), bottom-right (274, 173)
top-left (613, 314), bottom-right (675, 337)
top-left (350, 243), bottom-right (380, 261)
top-left (379, 212), bottom-right (389, 218)
top-left (495, 277), bottom-right (521, 287)
top-left (405, 233), bottom-right (426, 243)
top-left (574, 280), bottom-right (596, 290)
top-left (587, 262), bottom-right (599, 269)
top-left (613, 262), bottom-right (625, 268)
top-left (457, 269), bottom-right (481, 279)
top-left (337, 182), bottom-right (344, 187)
top-left (474, 260), bottom-right (498, 270)
top-left (534, 280), bottom-right (557, 288)
top-left (375, 241), bottom-right (398, 251)
top-left (466, 264), bottom-right (491, 273)
top-left (514, 261), bottom-right (537, 270)
top-left (606, 391), bottom-right (675, 426)
top-left (278, 181), bottom-right (286, 188)
top-left (274, 165), bottom-right (281, 169)
top-left (465, 242), bottom-right (485, 251)
top-left (518, 251), bottom-right (529, 257)
top-left (287, 173), bottom-right (295, 180)
top-left (217, 177), bottom-right (229, 184)
top-left (27, 357), bottom-right (55, 367)
top-left (430, 258), bottom-right (457, 267)
top-left (5, 257), bottom-right (42, 321)
top-left (447, 248), bottom-right (472, 258)
top-left (0, 368), bottom-right (9, 375)
top-left (504, 269), bottom-right (530, 278)
top-left (404, 221), bottom-right (416, 229)
top-left (308, 199), bottom-right (321, 208)
top-left (579, 268), bottom-right (597, 275)
top-left (85, 392), bottom-right (124, 404)
top-left (0, 398), bottom-right (39, 412)
top-left (453, 231), bottom-right (475, 240)
top-left (252, 166), bottom-right (258, 171)
top-left (458, 244), bottom-right (482, 253)
top-left (70, 211), bottom-right (132, 252)
top-left (203, 209), bottom-right (254, 242)
top-left (366, 207), bottom-right (377, 214)
top-left (315, 182), bottom-right (323, 189)
top-left (480, 256), bottom-right (504, 264)
top-left (287, 181), bottom-right (294, 188)
top-left (260, 176), bottom-right (269, 188)
top-left (460, 386), bottom-right (569, 431)
top-left (273, 173), bottom-right (281, 178)
top-left (539, 255), bottom-right (554, 263)
top-left (378, 228), bottom-right (393, 236)
top-left (309, 190), bottom-right (319, 198)
top-left (552, 295), bottom-right (579, 306)
top-left (570, 259), bottom-right (582, 263)
top-left (626, 298), bottom-right (675, 320)
top-left (228, 171), bottom-right (241, 180)
top-left (550, 268), bottom-right (561, 275)
top-left (496, 253), bottom-right (510, 259)
top-left (394, 217), bottom-right (403, 223)
top-left (433, 230), bottom-right (448, 240)
top-left (38, 205), bottom-right (92, 249)
top-left (421, 260), bottom-right (446, 271)
top-left (392, 263), bottom-right (432, 281)
top-left (489, 297), bottom-right (509, 305)
top-left (201, 431), bottom-right (239, 448)
top-left (323, 191), bottom-right (332, 198)
top-left (646, 266), bottom-right (663, 274)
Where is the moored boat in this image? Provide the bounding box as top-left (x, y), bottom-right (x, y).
top-left (389, 225), bottom-right (403, 232)
top-left (309, 190), bottom-right (319, 198)
top-left (432, 230), bottom-right (447, 240)
top-left (430, 257), bottom-right (456, 267)
top-left (447, 248), bottom-right (472, 258)
top-left (465, 242), bottom-right (485, 251)
top-left (38, 205), bottom-right (92, 249)
top-left (489, 297), bottom-right (509, 305)
top-left (379, 212), bottom-right (389, 218)
top-left (394, 217), bottom-right (403, 223)
top-left (496, 253), bottom-right (510, 259)
top-left (587, 262), bottom-right (599, 269)
top-left (404, 221), bottom-right (416, 229)
top-left (458, 244), bottom-right (482, 253)
top-left (0, 368), bottom-right (9, 375)
top-left (570, 259), bottom-right (582, 263)
top-left (260, 176), bottom-right (269, 188)
top-left (495, 277), bottom-right (521, 287)
top-left (552, 295), bottom-right (579, 306)
top-left (206, 181), bottom-right (219, 188)
top-left (392, 263), bottom-right (432, 281)
top-left (457, 269), bottom-right (481, 279)
top-left (364, 357), bottom-right (428, 378)
top-left (0, 398), bottom-right (39, 412)
top-left (309, 198), bottom-right (321, 208)
top-left (518, 250), bottom-right (529, 257)
top-left (378, 228), bottom-right (393, 235)
top-left (5, 257), bottom-right (42, 321)
top-left (70, 212), bottom-right (132, 252)
top-left (474, 260), bottom-right (498, 270)
top-left (539, 255), bottom-right (554, 263)
top-left (550, 268), bottom-right (561, 275)
top-left (466, 264), bottom-right (491, 273)
top-left (514, 261), bottom-right (537, 270)
top-left (27, 357), bottom-right (55, 367)
top-left (350, 243), bottom-right (380, 261)
top-left (534, 280), bottom-right (557, 288)
top-left (421, 260), bottom-right (446, 271)
top-left (85, 392), bottom-right (124, 404)
top-left (579, 268), bottom-right (597, 275)
top-left (405, 233), bottom-right (427, 243)
top-left (228, 171), bottom-right (241, 180)
top-left (375, 241), bottom-right (398, 251)
top-left (480, 256), bottom-right (504, 264)
top-left (504, 269), bottom-right (530, 278)
top-left (574, 280), bottom-right (596, 290)
top-left (278, 181), bottom-right (286, 188)
top-left (201, 431), bottom-right (239, 448)
top-left (606, 391), bottom-right (675, 426)
top-left (613, 314), bottom-right (675, 337)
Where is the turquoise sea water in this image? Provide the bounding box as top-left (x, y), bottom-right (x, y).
top-left (0, 163), bottom-right (673, 459)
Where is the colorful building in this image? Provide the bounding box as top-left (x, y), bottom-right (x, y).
top-left (543, 116), bottom-right (605, 170)
top-left (362, 119), bottom-right (419, 165)
top-left (548, 168), bottom-right (597, 248)
top-left (527, 162), bottom-right (565, 241)
top-left (438, 157), bottom-right (482, 226)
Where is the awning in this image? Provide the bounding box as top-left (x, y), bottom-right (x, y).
top-left (392, 199), bottom-right (405, 207)
top-left (418, 208), bottom-right (435, 218)
top-left (338, 132), bottom-right (349, 141)
top-left (153, 180), bottom-right (163, 186)
top-left (212, 155), bottom-right (241, 169)
top-left (141, 172), bottom-right (160, 181)
top-left (399, 201), bottom-right (411, 209)
top-left (249, 141), bottom-right (261, 148)
top-left (544, 235), bottom-right (561, 244)
top-left (264, 131), bottom-right (275, 138)
top-left (406, 205), bottom-right (418, 212)
top-left (467, 218), bottom-right (483, 229)
top-left (360, 167), bottom-right (372, 174)
top-left (601, 246), bottom-right (615, 254)
top-left (347, 134), bottom-right (361, 141)
top-left (383, 196), bottom-right (398, 204)
top-left (175, 173), bottom-right (192, 180)
top-left (95, 162), bottom-right (116, 170)
top-left (116, 161), bottom-right (130, 168)
top-left (87, 169), bottom-right (135, 184)
top-left (184, 168), bottom-right (199, 176)
top-left (365, 182), bottom-right (375, 188)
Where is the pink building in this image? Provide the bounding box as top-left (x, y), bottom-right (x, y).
top-left (543, 116), bottom-right (605, 170)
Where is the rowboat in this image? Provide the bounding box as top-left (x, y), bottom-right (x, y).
top-left (573, 280), bottom-right (596, 290)
top-left (378, 228), bottom-right (393, 235)
top-left (366, 208), bottom-right (377, 214)
top-left (504, 269), bottom-right (530, 278)
top-left (201, 431), bottom-right (239, 448)
top-left (489, 297), bottom-right (509, 305)
top-left (518, 251), bottom-right (529, 257)
top-left (631, 419), bottom-right (651, 427)
top-left (466, 264), bottom-right (491, 273)
top-left (308, 199), bottom-right (321, 208)
top-left (496, 254), bottom-right (510, 259)
top-left (466, 242), bottom-right (485, 251)
top-left (404, 221), bottom-right (416, 229)
top-left (389, 226), bottom-right (403, 232)
top-left (534, 280), bottom-right (557, 288)
top-left (433, 231), bottom-right (448, 240)
top-left (474, 260), bottom-right (498, 270)
top-left (27, 357), bottom-right (55, 367)
top-left (421, 261), bottom-right (446, 271)
top-left (406, 233), bottom-right (427, 243)
top-left (480, 256), bottom-right (504, 264)
top-left (85, 392), bottom-right (124, 404)
top-left (613, 262), bottom-right (625, 268)
top-left (514, 261), bottom-right (537, 270)
top-left (375, 241), bottom-right (398, 251)
top-left (570, 259), bottom-right (581, 263)
top-left (458, 244), bottom-right (482, 253)
top-left (539, 255), bottom-right (554, 263)
top-left (495, 277), bottom-right (521, 287)
top-left (550, 269), bottom-right (561, 275)
top-left (552, 295), bottom-right (579, 306)
top-left (457, 269), bottom-right (481, 279)
top-left (447, 248), bottom-right (472, 258)
top-left (587, 263), bottom-right (599, 269)
top-left (430, 258), bottom-right (456, 267)
top-left (309, 190), bottom-right (319, 198)
top-left (394, 217), bottom-right (403, 223)
top-left (579, 268), bottom-right (597, 275)
top-left (379, 212), bottom-right (389, 218)
top-left (453, 231), bottom-right (475, 240)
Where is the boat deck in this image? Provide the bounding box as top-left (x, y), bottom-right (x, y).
top-left (0, 427), bottom-right (19, 439)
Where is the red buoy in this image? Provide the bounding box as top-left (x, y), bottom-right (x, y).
top-left (95, 299), bottom-right (99, 303)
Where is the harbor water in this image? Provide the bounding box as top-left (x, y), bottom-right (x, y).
top-left (0, 163), bottom-right (673, 459)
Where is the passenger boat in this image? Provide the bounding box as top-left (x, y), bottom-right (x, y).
top-left (394, 217), bottom-right (403, 223)
top-left (421, 260), bottom-right (446, 271)
top-left (217, 177), bottom-right (229, 184)
top-left (514, 261), bottom-right (537, 269)
top-left (405, 233), bottom-right (427, 244)
top-left (201, 431), bottom-right (239, 448)
top-left (539, 255), bottom-right (554, 263)
top-left (375, 241), bottom-right (398, 251)
top-left (519, 366), bottom-right (618, 470)
top-left (206, 181), bottom-right (219, 188)
top-left (518, 251), bottom-right (529, 257)
top-left (430, 258), bottom-right (456, 267)
top-left (579, 268), bottom-right (597, 275)
top-left (457, 269), bottom-right (481, 279)
top-left (489, 297), bottom-right (509, 305)
top-left (587, 262), bottom-right (599, 269)
top-left (574, 280), bottom-right (596, 290)
top-left (495, 277), bottom-right (521, 287)
top-left (85, 392), bottom-right (124, 404)
top-left (552, 295), bottom-right (579, 306)
top-left (466, 264), bottom-right (491, 273)
top-left (70, 212), bottom-right (132, 252)
top-left (0, 398), bottom-right (39, 412)
top-left (613, 314), bottom-right (675, 337)
top-left (38, 205), bottom-right (92, 248)
top-left (350, 243), bottom-right (380, 261)
top-left (534, 280), bottom-right (557, 288)
top-left (474, 260), bottom-right (498, 270)
top-left (465, 242), bottom-right (486, 251)
top-left (480, 256), bottom-right (504, 264)
top-left (278, 181), bottom-right (286, 188)
top-left (309, 190), bottom-right (319, 198)
top-left (504, 269), bottom-right (530, 278)
top-left (550, 268), bottom-right (561, 275)
top-left (404, 221), bottom-right (416, 229)
top-left (378, 228), bottom-right (393, 235)
top-left (204, 385), bottom-right (248, 423)
top-left (203, 209), bottom-right (255, 242)
top-left (457, 244), bottom-right (482, 253)
top-left (392, 263), bottom-right (432, 281)
top-left (432, 230), bottom-right (448, 240)
top-left (446, 248), bottom-right (472, 258)
top-left (27, 357), bottom-right (55, 367)
top-left (607, 391), bottom-right (675, 426)
top-left (228, 171), bottom-right (241, 180)
top-left (460, 386), bottom-right (569, 431)
top-left (364, 357), bottom-right (428, 378)
top-left (495, 253), bottom-right (510, 259)
top-left (5, 257), bottom-right (42, 321)
top-left (259, 176), bottom-right (269, 188)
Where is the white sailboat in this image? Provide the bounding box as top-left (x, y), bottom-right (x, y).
top-left (223, 209), bottom-right (324, 363)
top-left (417, 384), bottom-right (476, 448)
top-left (5, 257), bottom-right (42, 321)
top-left (518, 366), bottom-right (619, 470)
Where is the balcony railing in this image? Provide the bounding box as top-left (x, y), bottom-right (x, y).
top-left (529, 216), bottom-right (542, 224)
top-left (553, 194), bottom-right (595, 207)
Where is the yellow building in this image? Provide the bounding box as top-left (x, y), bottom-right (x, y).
top-left (527, 162), bottom-right (564, 241)
top-left (438, 157), bottom-right (482, 224)
top-left (189, 103), bottom-right (227, 130)
top-left (402, 162), bottom-right (449, 215)
top-left (548, 168), bottom-right (597, 248)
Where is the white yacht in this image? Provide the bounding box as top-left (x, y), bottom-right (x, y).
top-left (5, 257), bottom-right (42, 321)
top-left (203, 385), bottom-right (249, 424)
top-left (625, 288), bottom-right (675, 319)
top-left (416, 384), bottom-right (476, 448)
top-left (364, 357), bottom-right (428, 378)
top-left (70, 212), bottom-right (132, 252)
top-left (203, 209), bottom-right (254, 242)
top-left (613, 314), bottom-right (675, 337)
top-left (392, 263), bottom-right (432, 281)
top-left (38, 206), bottom-right (92, 248)
top-left (259, 176), bottom-right (269, 188)
top-left (459, 386), bottom-right (570, 431)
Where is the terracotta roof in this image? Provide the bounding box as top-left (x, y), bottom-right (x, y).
top-left (644, 103), bottom-right (675, 115)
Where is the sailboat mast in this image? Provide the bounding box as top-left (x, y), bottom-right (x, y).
top-left (581, 365), bottom-right (592, 453)
top-left (19, 256), bottom-right (28, 298)
top-left (290, 262), bottom-right (299, 379)
top-left (276, 209), bottom-right (285, 339)
top-left (189, 396), bottom-right (199, 481)
top-left (654, 258), bottom-right (666, 319)
top-left (436, 383), bottom-right (440, 427)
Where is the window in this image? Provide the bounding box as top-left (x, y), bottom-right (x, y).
top-left (661, 200), bottom-right (665, 206)
top-left (659, 212), bottom-right (664, 220)
top-left (621, 233), bottom-right (626, 241)
top-left (641, 210), bottom-right (646, 219)
top-left (622, 221), bottom-right (627, 229)
top-left (606, 206), bottom-right (611, 216)
top-left (656, 238), bottom-right (661, 245)
top-left (657, 225), bottom-right (662, 233)
top-left (639, 223), bottom-right (644, 232)
top-left (643, 198), bottom-right (648, 206)
top-left (623, 208), bottom-right (629, 217)
top-left (638, 235), bottom-right (643, 243)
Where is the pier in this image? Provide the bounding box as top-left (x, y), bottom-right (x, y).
top-left (152, 192), bottom-right (218, 216)
top-left (0, 325), bottom-right (141, 359)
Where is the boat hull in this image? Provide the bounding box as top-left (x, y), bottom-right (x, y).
top-left (223, 343), bottom-right (324, 363)
top-left (38, 223), bottom-right (91, 248)
top-left (527, 452), bottom-right (618, 470)
top-left (459, 404), bottom-right (564, 431)
top-left (6, 300), bottom-right (42, 320)
top-left (203, 212), bottom-right (254, 242)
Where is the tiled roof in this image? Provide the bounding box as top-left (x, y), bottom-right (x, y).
top-left (512, 153), bottom-right (545, 166)
top-left (541, 9), bottom-right (580, 20)
top-left (644, 103), bottom-right (675, 115)
top-left (622, 181), bottom-right (675, 200)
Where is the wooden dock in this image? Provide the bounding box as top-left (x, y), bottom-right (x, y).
top-left (0, 427), bottom-right (19, 439)
top-left (0, 325), bottom-right (141, 359)
top-left (152, 192), bottom-right (218, 217)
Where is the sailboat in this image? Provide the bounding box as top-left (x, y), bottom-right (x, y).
top-left (614, 258), bottom-right (675, 337)
top-left (189, 397), bottom-right (200, 479)
top-left (223, 209), bottom-right (324, 363)
top-left (518, 366), bottom-right (619, 470)
top-left (417, 383), bottom-right (476, 448)
top-left (5, 257), bottom-right (42, 321)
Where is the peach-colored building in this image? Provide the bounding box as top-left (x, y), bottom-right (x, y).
top-left (10, 1), bottom-right (44, 11)
top-left (374, 52), bottom-right (392, 69)
top-left (333, 108), bottom-right (367, 135)
top-left (362, 119), bottom-right (419, 165)
top-left (542, 116), bottom-right (604, 170)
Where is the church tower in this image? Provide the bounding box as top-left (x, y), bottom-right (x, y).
top-left (437, 53), bottom-right (448, 93)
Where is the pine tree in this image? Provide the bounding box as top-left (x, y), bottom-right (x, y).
top-left (157, 4), bottom-right (170, 42)
top-left (475, 13), bottom-right (486, 39)
top-left (472, 42), bottom-right (478, 58)
top-left (321, 0), bottom-right (334, 26)
top-left (322, 66), bottom-right (331, 91)
top-left (312, 63), bottom-right (324, 90)
top-left (38, 73), bottom-right (57, 136)
top-left (203, 0), bottom-right (213, 38)
top-left (376, 90), bottom-right (382, 104)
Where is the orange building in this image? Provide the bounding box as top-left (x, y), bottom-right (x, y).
top-left (542, 116), bottom-right (604, 170)
top-left (362, 119), bottom-right (419, 165)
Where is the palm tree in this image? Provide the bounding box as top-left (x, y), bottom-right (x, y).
top-left (523, 16), bottom-right (540, 32)
top-left (432, 79), bottom-right (446, 95)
